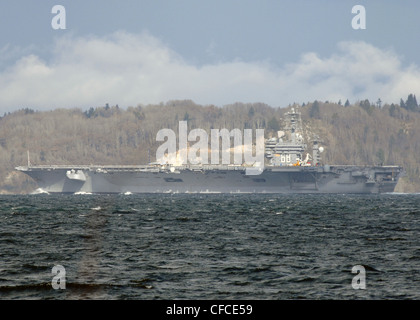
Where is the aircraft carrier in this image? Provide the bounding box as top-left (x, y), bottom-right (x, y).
top-left (15, 109), bottom-right (403, 194)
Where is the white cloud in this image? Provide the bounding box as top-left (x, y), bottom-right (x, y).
top-left (0, 31), bottom-right (419, 112)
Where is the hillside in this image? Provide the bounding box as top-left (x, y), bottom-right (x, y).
top-left (0, 100), bottom-right (419, 193)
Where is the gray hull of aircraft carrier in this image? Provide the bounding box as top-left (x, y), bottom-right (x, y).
top-left (16, 164), bottom-right (402, 194)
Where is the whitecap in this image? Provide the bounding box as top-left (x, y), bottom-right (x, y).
top-left (31, 188), bottom-right (49, 195)
top-left (74, 191), bottom-right (92, 195)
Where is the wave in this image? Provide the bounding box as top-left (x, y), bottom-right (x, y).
top-left (112, 209), bottom-right (137, 214)
top-left (387, 192), bottom-right (420, 195)
top-left (0, 282), bottom-right (51, 292)
top-left (0, 280), bottom-right (154, 293)
top-left (30, 188), bottom-right (49, 195)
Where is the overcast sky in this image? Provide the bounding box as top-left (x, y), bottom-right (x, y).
top-left (0, 0), bottom-right (419, 112)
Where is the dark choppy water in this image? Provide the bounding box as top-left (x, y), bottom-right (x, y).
top-left (0, 193), bottom-right (419, 300)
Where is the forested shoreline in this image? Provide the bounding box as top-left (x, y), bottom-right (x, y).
top-left (1, 97), bottom-right (419, 193)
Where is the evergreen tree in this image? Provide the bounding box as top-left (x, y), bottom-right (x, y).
top-left (359, 99), bottom-right (373, 115)
top-left (267, 117), bottom-right (280, 131)
top-left (84, 107), bottom-right (95, 118)
top-left (405, 94), bottom-right (418, 111)
top-left (400, 98), bottom-right (406, 109)
top-left (389, 104), bottom-right (397, 117)
top-left (359, 99), bottom-right (371, 108)
top-left (344, 99), bottom-right (350, 107)
top-left (309, 100), bottom-right (320, 119)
